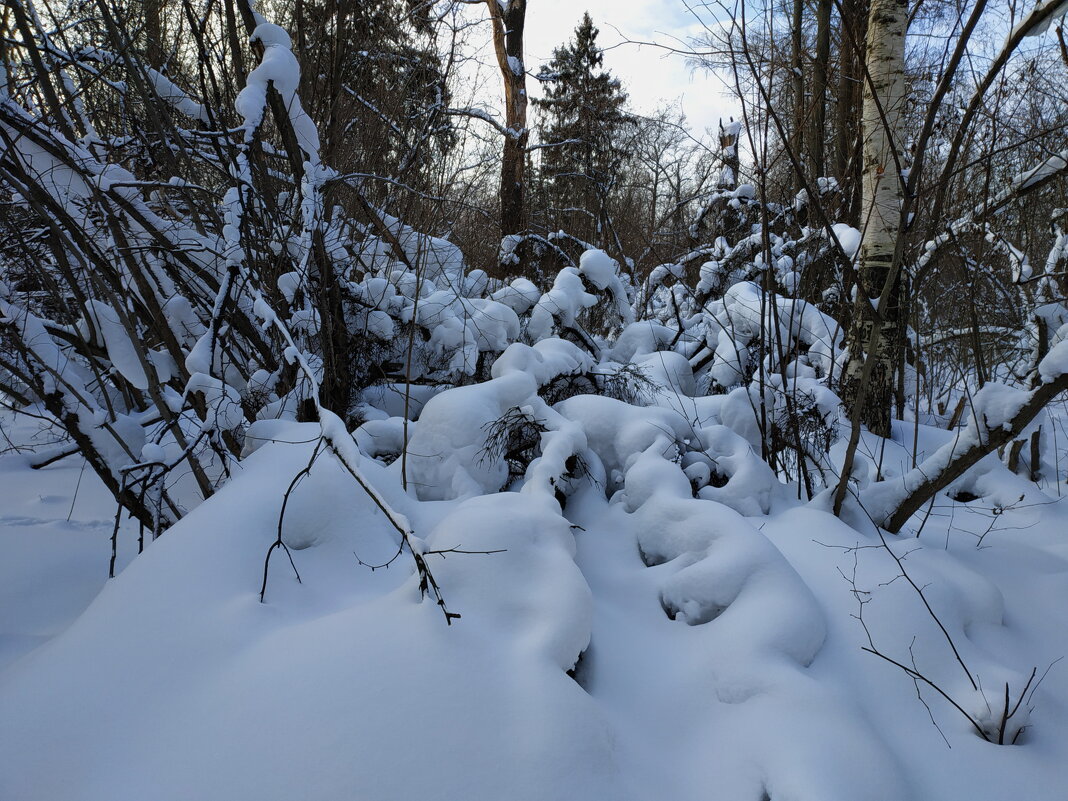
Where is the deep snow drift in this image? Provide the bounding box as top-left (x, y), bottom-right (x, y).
top-left (3, 346), bottom-right (1068, 801)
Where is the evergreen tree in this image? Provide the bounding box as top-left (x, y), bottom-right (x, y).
top-left (534, 13), bottom-right (634, 251)
top-left (290, 0), bottom-right (453, 195)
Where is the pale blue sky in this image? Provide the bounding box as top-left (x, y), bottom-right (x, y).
top-left (521, 0), bottom-right (740, 135)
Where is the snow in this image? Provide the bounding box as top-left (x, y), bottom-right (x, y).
top-left (0, 428), bottom-right (628, 801)
top-left (526, 267), bottom-right (598, 341)
top-left (1039, 326), bottom-right (1068, 382)
top-left (235, 23), bottom-right (320, 162)
top-left (578, 248), bottom-right (617, 290)
top-left (400, 372), bottom-right (530, 499)
top-left (82, 299), bottom-right (150, 390)
top-left (184, 372), bottom-right (245, 433)
top-left (969, 381), bottom-right (1032, 433)
top-left (6, 349), bottom-right (1068, 800)
top-left (1016, 0), bottom-right (1068, 38)
top-left (146, 67), bottom-right (210, 122)
top-left (0, 416), bottom-right (140, 672)
top-left (605, 320), bottom-right (677, 362)
top-left (490, 337), bottom-right (593, 385)
top-left (831, 222), bottom-right (862, 258)
top-left (491, 276), bottom-right (542, 314)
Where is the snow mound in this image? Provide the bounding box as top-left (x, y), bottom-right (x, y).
top-left (0, 430), bottom-right (626, 801)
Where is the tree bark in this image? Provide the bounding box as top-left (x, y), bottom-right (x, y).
top-left (834, 0), bottom-right (867, 225)
top-left (486, 0), bottom-right (528, 237)
top-left (808, 0), bottom-right (831, 182)
top-left (144, 0), bottom-right (163, 69)
top-left (879, 373), bottom-right (1068, 533)
top-left (790, 0), bottom-right (806, 194)
top-left (839, 0), bottom-right (907, 438)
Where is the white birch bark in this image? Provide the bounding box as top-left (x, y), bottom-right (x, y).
top-left (858, 0), bottom-right (907, 279)
top-left (840, 0), bottom-right (908, 437)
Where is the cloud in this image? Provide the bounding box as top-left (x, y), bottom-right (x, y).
top-left (521, 0), bottom-right (740, 135)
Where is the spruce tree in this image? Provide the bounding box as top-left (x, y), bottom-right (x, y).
top-left (534, 13), bottom-right (634, 250)
top-left (292, 0), bottom-right (453, 194)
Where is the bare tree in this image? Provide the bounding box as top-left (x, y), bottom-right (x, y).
top-left (486, 0), bottom-right (529, 238)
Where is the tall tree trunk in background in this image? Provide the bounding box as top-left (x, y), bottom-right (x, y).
top-left (487, 0), bottom-right (528, 238)
top-left (224, 0), bottom-right (248, 87)
top-left (839, 0), bottom-right (907, 438)
top-left (314, 0), bottom-right (347, 166)
top-left (790, 0), bottom-right (805, 193)
top-left (835, 0), bottom-right (866, 225)
top-left (144, 0), bottom-right (163, 69)
top-left (808, 0), bottom-right (831, 182)
top-left (718, 120), bottom-right (740, 190)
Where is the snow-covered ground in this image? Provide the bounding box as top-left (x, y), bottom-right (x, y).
top-left (3, 385), bottom-right (1068, 800)
top-left (0, 414), bottom-right (140, 674)
top-left (4, 2), bottom-right (1068, 796)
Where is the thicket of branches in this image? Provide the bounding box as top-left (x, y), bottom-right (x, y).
top-left (1, 0), bottom-right (1068, 547)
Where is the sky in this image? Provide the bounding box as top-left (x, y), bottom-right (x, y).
top-left (486, 1), bottom-right (741, 138)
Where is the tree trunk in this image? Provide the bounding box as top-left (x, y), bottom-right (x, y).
top-left (144, 0), bottom-right (163, 69)
top-left (487, 0), bottom-right (528, 237)
top-left (224, 0), bottom-right (248, 87)
top-left (808, 0), bottom-right (831, 182)
top-left (878, 373), bottom-right (1068, 533)
top-left (834, 0), bottom-right (867, 225)
top-left (790, 0), bottom-right (806, 193)
top-left (839, 0), bottom-right (907, 438)
top-left (719, 120), bottom-right (740, 190)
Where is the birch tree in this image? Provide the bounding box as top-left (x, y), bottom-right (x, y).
top-left (838, 0), bottom-right (908, 438)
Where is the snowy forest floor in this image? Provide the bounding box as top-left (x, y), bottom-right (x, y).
top-left (2, 403), bottom-right (1068, 801)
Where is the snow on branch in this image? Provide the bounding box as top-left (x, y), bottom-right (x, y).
top-left (862, 348), bottom-right (1068, 533)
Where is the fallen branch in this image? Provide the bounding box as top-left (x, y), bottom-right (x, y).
top-left (866, 371), bottom-right (1068, 533)
top-left (260, 441), bottom-right (321, 602)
